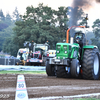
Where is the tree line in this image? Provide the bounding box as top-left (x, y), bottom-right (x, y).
top-left (0, 7), bottom-right (20, 54)
top-left (0, 3), bottom-right (99, 56)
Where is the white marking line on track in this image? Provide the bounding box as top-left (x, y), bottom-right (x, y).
top-left (15, 75), bottom-right (28, 100)
top-left (29, 93), bottom-right (100, 100)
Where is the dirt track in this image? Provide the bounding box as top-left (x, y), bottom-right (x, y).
top-left (0, 74), bottom-right (100, 100)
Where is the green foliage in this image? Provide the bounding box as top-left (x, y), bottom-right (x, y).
top-left (0, 7), bottom-right (20, 56)
top-left (0, 10), bottom-right (5, 21)
top-left (86, 31), bottom-right (94, 44)
top-left (10, 3), bottom-right (68, 56)
top-left (13, 7), bottom-right (20, 21)
top-left (0, 10), bottom-right (7, 31)
top-left (5, 13), bottom-right (12, 25)
top-left (0, 24), bottom-right (15, 51)
top-left (91, 19), bottom-right (100, 50)
top-left (1, 4), bottom-right (87, 56)
top-left (0, 22), bottom-right (8, 31)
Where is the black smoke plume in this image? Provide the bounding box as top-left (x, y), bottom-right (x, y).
top-left (96, 0), bottom-right (100, 2)
top-left (72, 0), bottom-right (92, 9)
top-left (72, 0), bottom-right (100, 9)
top-left (68, 0), bottom-right (100, 37)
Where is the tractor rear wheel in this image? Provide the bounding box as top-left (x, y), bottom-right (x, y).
top-left (82, 49), bottom-right (100, 80)
top-left (46, 61), bottom-right (55, 76)
top-left (56, 66), bottom-right (71, 78)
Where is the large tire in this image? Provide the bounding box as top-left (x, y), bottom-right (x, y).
top-left (71, 59), bottom-right (80, 78)
top-left (82, 49), bottom-right (100, 80)
top-left (46, 61), bottom-right (55, 76)
top-left (56, 66), bottom-right (71, 78)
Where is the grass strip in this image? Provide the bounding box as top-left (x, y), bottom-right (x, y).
top-left (74, 98), bottom-right (100, 100)
top-left (0, 70), bottom-right (46, 74)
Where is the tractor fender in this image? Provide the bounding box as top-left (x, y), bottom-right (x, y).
top-left (81, 45), bottom-right (98, 60)
top-left (83, 45), bottom-right (98, 49)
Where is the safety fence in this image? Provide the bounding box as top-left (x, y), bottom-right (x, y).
top-left (0, 65), bottom-right (45, 71)
top-left (0, 58), bottom-right (19, 65)
top-left (0, 58), bottom-right (46, 71)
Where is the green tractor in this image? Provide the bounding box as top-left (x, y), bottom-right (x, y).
top-left (46, 26), bottom-right (100, 80)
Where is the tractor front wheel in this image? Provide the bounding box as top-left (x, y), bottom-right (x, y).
top-left (56, 66), bottom-right (71, 78)
top-left (82, 49), bottom-right (100, 80)
top-left (46, 61), bottom-right (55, 76)
top-left (71, 59), bottom-right (80, 78)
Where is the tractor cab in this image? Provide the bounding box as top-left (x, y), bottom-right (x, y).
top-left (74, 32), bottom-right (86, 48)
top-left (33, 48), bottom-right (44, 59)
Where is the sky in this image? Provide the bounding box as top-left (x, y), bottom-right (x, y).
top-left (0, 0), bottom-right (73, 15)
top-left (0, 0), bottom-right (100, 28)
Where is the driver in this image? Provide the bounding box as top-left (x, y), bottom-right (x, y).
top-left (76, 36), bottom-right (80, 43)
top-left (75, 35), bottom-right (83, 61)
